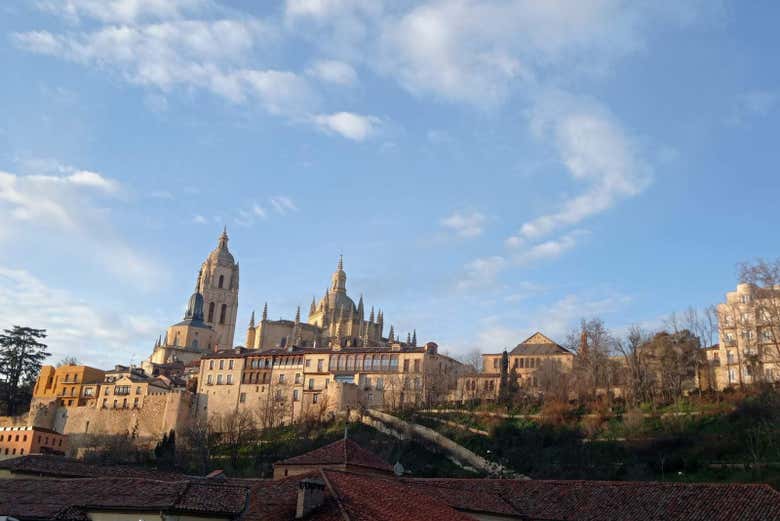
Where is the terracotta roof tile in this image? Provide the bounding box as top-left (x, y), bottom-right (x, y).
top-left (274, 439), bottom-right (393, 473)
top-left (0, 454), bottom-right (189, 481)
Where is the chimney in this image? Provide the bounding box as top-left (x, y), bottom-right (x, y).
top-left (296, 478), bottom-right (325, 519)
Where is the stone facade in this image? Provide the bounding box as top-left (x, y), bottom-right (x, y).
top-left (714, 282), bottom-right (780, 389)
top-left (456, 332), bottom-right (575, 401)
top-left (196, 342), bottom-right (466, 429)
top-left (32, 365), bottom-right (106, 408)
top-left (197, 228), bottom-right (239, 349)
top-left (246, 257), bottom-right (394, 350)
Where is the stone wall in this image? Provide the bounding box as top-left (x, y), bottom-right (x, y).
top-left (55, 391), bottom-right (193, 446)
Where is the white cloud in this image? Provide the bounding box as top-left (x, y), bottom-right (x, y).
top-left (457, 255), bottom-right (506, 291)
top-left (313, 112), bottom-right (381, 141)
top-left (0, 266), bottom-right (159, 368)
top-left (252, 202), bottom-right (267, 218)
top-left (36, 0), bottom-right (211, 24)
top-left (440, 210), bottom-right (486, 238)
top-left (512, 230), bottom-right (587, 265)
top-left (306, 59), bottom-right (358, 86)
top-left (474, 292), bottom-right (630, 351)
top-left (0, 168), bottom-right (164, 290)
top-left (506, 91), bottom-right (651, 245)
top-left (269, 195), bottom-right (298, 215)
top-left (192, 214), bottom-right (208, 224)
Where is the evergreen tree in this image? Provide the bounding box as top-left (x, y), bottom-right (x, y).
top-left (0, 326), bottom-right (49, 416)
top-left (498, 349), bottom-right (512, 405)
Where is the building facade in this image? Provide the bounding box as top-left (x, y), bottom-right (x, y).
top-left (716, 282), bottom-right (780, 389)
top-left (196, 341), bottom-right (466, 428)
top-left (32, 365), bottom-right (105, 408)
top-left (0, 426), bottom-right (66, 460)
top-left (457, 332), bottom-right (575, 401)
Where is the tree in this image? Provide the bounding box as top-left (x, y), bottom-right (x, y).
top-left (458, 349), bottom-right (483, 372)
top-left (211, 409), bottom-right (257, 469)
top-left (57, 355), bottom-right (80, 367)
top-left (154, 429), bottom-right (176, 469)
top-left (568, 318), bottom-right (615, 402)
top-left (615, 326), bottom-right (652, 406)
top-left (0, 326), bottom-right (50, 416)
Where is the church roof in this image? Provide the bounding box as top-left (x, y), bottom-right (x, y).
top-left (274, 439), bottom-right (393, 474)
top-left (509, 332), bottom-right (573, 356)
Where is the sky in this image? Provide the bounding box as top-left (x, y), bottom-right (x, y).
top-left (1, 0), bottom-right (779, 368)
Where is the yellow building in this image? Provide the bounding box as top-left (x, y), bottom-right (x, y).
top-left (32, 364), bottom-right (105, 408)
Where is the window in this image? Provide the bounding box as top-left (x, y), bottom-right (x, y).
top-left (293, 389), bottom-right (300, 401)
top-left (122, 398), bottom-right (127, 408)
top-left (208, 302), bottom-right (215, 322)
top-left (239, 393), bottom-right (246, 403)
top-left (115, 386), bottom-right (130, 396)
top-left (279, 374), bottom-right (286, 384)
top-left (217, 374), bottom-right (223, 385)
top-left (493, 359), bottom-right (499, 369)
top-left (313, 393), bottom-right (319, 404)
top-left (136, 386), bottom-right (142, 395)
top-left (209, 360), bottom-right (214, 370)
top-left (226, 374), bottom-right (233, 385)
top-left (220, 304), bottom-right (227, 324)
top-left (133, 397), bottom-right (139, 407)
top-left (376, 377), bottom-right (384, 390)
top-left (728, 368), bottom-right (737, 383)
top-left (403, 360), bottom-right (410, 372)
top-left (741, 294), bottom-right (751, 304)
top-left (113, 399), bottom-right (118, 408)
top-left (308, 378), bottom-right (314, 390)
top-left (218, 275), bottom-right (224, 288)
top-left (295, 373), bottom-right (302, 384)
top-left (102, 398), bottom-right (108, 408)
top-left (229, 359), bottom-right (234, 370)
top-left (317, 359), bottom-right (323, 372)
top-left (414, 360), bottom-right (421, 373)
top-left (207, 375), bottom-right (213, 385)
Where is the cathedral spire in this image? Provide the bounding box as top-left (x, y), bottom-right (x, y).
top-left (295, 305), bottom-right (301, 324)
top-left (388, 325), bottom-right (395, 342)
top-left (310, 297), bottom-right (316, 315)
top-left (369, 306), bottom-right (375, 323)
top-left (407, 332), bottom-right (411, 345)
top-left (331, 255), bottom-right (347, 293)
top-left (337, 254), bottom-right (343, 271)
top-left (357, 294), bottom-right (364, 318)
top-left (412, 329), bottom-right (417, 347)
top-left (249, 310), bottom-right (255, 328)
top-left (262, 302), bottom-right (268, 321)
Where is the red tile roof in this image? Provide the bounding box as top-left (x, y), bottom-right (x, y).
top-left (0, 454), bottom-right (190, 481)
top-left (274, 439), bottom-right (393, 473)
top-left (0, 477), bottom-right (249, 520)
top-left (403, 478), bottom-right (780, 521)
top-left (321, 469), bottom-right (474, 521)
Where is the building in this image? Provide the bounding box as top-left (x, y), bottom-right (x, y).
top-left (197, 341), bottom-right (466, 427)
top-left (97, 365), bottom-right (173, 410)
top-left (458, 332), bottom-right (575, 400)
top-left (273, 438), bottom-right (393, 479)
top-left (197, 227), bottom-right (240, 349)
top-left (32, 364), bottom-right (105, 407)
top-left (716, 282), bottom-right (780, 389)
top-left (246, 256), bottom-right (393, 350)
top-left (0, 426), bottom-right (66, 460)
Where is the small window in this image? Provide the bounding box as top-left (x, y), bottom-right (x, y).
top-left (226, 374), bottom-right (233, 385)
top-left (219, 360), bottom-right (224, 370)
top-left (293, 389), bottom-right (300, 402)
top-left (207, 375), bottom-right (213, 385)
top-left (279, 374), bottom-right (286, 383)
top-left (313, 393), bottom-right (319, 404)
top-left (229, 360), bottom-right (234, 370)
top-left (220, 304), bottom-right (227, 324)
top-left (218, 275), bottom-right (225, 289)
top-left (217, 374), bottom-right (223, 385)
top-left (239, 393), bottom-right (246, 403)
top-left (209, 360), bottom-right (214, 370)
top-left (208, 302), bottom-right (216, 322)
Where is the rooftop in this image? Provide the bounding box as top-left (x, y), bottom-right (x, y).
top-left (274, 438), bottom-right (393, 474)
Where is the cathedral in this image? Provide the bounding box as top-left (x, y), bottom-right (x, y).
top-left (146, 230), bottom-right (407, 369)
top-left (246, 255), bottom-right (397, 350)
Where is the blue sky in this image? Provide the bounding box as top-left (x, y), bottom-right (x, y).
top-left (1, 0), bottom-right (779, 368)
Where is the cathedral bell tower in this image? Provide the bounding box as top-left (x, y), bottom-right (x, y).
top-left (197, 228), bottom-right (239, 349)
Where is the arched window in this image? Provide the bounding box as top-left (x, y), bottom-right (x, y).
top-left (219, 304), bottom-right (227, 324)
top-left (218, 275), bottom-right (224, 289)
top-left (208, 302), bottom-right (215, 322)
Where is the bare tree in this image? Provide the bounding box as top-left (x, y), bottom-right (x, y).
top-left (210, 409), bottom-right (257, 469)
top-left (615, 326), bottom-right (652, 406)
top-left (458, 349), bottom-right (483, 372)
top-left (736, 259), bottom-right (780, 381)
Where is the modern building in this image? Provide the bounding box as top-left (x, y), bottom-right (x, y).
top-left (716, 282), bottom-right (780, 388)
